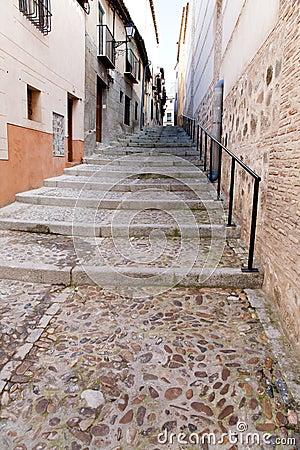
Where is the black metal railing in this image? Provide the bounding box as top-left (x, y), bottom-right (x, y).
top-left (19, 0), bottom-right (52, 34)
top-left (182, 114), bottom-right (261, 272)
top-left (125, 49), bottom-right (140, 83)
top-left (76, 0), bottom-right (90, 14)
top-left (97, 24), bottom-right (115, 68)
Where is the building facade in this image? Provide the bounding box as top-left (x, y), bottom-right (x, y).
top-left (0, 0), bottom-right (161, 204)
top-left (84, 0), bottom-right (162, 154)
top-left (0, 0), bottom-right (86, 207)
top-left (177, 0), bottom-right (300, 354)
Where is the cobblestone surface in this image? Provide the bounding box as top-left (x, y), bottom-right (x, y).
top-left (0, 206), bottom-right (224, 226)
top-left (0, 231), bottom-right (78, 268)
top-left (0, 286), bottom-right (299, 449)
top-left (0, 231), bottom-right (246, 270)
top-left (0, 281), bottom-right (60, 371)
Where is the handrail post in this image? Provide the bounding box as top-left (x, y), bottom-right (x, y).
top-left (199, 127), bottom-right (203, 160)
top-left (193, 120), bottom-right (196, 142)
top-left (204, 132), bottom-right (208, 172)
top-left (209, 138), bottom-right (213, 181)
top-left (196, 125), bottom-right (199, 152)
top-left (242, 178), bottom-right (260, 272)
top-left (217, 142), bottom-right (222, 199)
top-left (227, 158), bottom-right (236, 226)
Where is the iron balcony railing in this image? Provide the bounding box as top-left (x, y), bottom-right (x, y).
top-left (125, 49), bottom-right (139, 84)
top-left (19, 0), bottom-right (52, 35)
top-left (76, 0), bottom-right (90, 14)
top-left (181, 114), bottom-right (261, 273)
top-left (97, 24), bottom-right (115, 69)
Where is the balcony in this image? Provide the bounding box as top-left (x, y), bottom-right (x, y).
top-left (97, 25), bottom-right (115, 69)
top-left (124, 49), bottom-right (140, 84)
top-left (19, 0), bottom-right (52, 35)
top-left (76, 0), bottom-right (90, 14)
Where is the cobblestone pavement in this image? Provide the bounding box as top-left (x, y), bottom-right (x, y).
top-left (0, 283), bottom-right (299, 449)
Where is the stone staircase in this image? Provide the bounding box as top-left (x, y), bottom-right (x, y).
top-left (0, 126), bottom-right (263, 296)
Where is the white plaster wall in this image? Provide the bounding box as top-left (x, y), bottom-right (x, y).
top-left (124, 0), bottom-right (158, 66)
top-left (221, 0), bottom-right (279, 97)
top-left (184, 0), bottom-right (216, 114)
top-left (0, 0), bottom-right (86, 159)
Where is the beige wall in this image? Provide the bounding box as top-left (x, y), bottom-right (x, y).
top-left (0, 1), bottom-right (85, 160)
top-left (0, 0), bottom-right (85, 205)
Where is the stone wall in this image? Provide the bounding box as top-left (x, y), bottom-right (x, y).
top-left (178, 0), bottom-right (300, 354)
top-left (221, 0), bottom-right (300, 353)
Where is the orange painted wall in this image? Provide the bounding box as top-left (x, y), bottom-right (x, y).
top-left (0, 124), bottom-right (84, 207)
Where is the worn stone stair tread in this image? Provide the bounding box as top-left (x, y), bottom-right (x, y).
top-left (0, 230), bottom-right (262, 288)
top-left (63, 165), bottom-right (203, 179)
top-left (44, 175), bottom-right (209, 191)
top-left (14, 190), bottom-right (215, 209)
top-left (16, 185), bottom-right (214, 201)
top-left (83, 156), bottom-right (200, 166)
top-left (94, 147), bottom-right (199, 156)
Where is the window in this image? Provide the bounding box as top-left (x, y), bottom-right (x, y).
top-left (120, 91), bottom-right (124, 103)
top-left (124, 95), bottom-right (131, 126)
top-left (135, 102), bottom-right (138, 120)
top-left (167, 112), bottom-right (172, 122)
top-left (27, 85), bottom-right (41, 122)
top-left (19, 0), bottom-right (52, 34)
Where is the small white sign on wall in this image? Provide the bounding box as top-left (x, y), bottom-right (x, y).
top-left (52, 112), bottom-right (65, 156)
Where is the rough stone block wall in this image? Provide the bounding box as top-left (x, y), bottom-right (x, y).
top-left (221, 0), bottom-right (300, 353)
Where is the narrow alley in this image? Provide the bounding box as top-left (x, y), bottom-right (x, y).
top-left (0, 127), bottom-right (299, 449)
top-left (0, 0), bottom-right (299, 449)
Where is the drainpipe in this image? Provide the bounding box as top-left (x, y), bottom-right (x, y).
top-left (209, 79), bottom-right (224, 181)
top-left (140, 60), bottom-right (151, 130)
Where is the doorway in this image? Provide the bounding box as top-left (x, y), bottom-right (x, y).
top-left (96, 77), bottom-right (104, 142)
top-left (67, 94), bottom-right (73, 162)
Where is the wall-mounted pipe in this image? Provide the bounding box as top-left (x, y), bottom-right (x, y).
top-left (209, 79), bottom-right (224, 181)
top-left (140, 60), bottom-right (151, 130)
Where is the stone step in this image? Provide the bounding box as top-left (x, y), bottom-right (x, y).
top-left (16, 184), bottom-right (216, 206)
top-left (120, 139), bottom-right (193, 144)
top-left (0, 230), bottom-right (262, 289)
top-left (44, 175), bottom-right (211, 192)
top-left (63, 165), bottom-right (203, 179)
top-left (118, 142), bottom-right (196, 148)
top-left (0, 203), bottom-right (239, 238)
top-left (16, 193), bottom-right (216, 210)
top-left (83, 156), bottom-right (200, 167)
top-left (93, 147), bottom-right (199, 156)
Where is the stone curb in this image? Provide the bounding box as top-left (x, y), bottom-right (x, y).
top-left (0, 288), bottom-right (71, 394)
top-left (0, 260), bottom-right (71, 285)
top-left (72, 266), bottom-right (263, 289)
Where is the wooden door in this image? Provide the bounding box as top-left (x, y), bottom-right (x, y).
top-left (68, 96), bottom-right (73, 162)
top-left (96, 78), bottom-right (103, 142)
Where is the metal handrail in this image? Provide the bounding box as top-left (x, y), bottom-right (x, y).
top-left (181, 114), bottom-right (261, 272)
